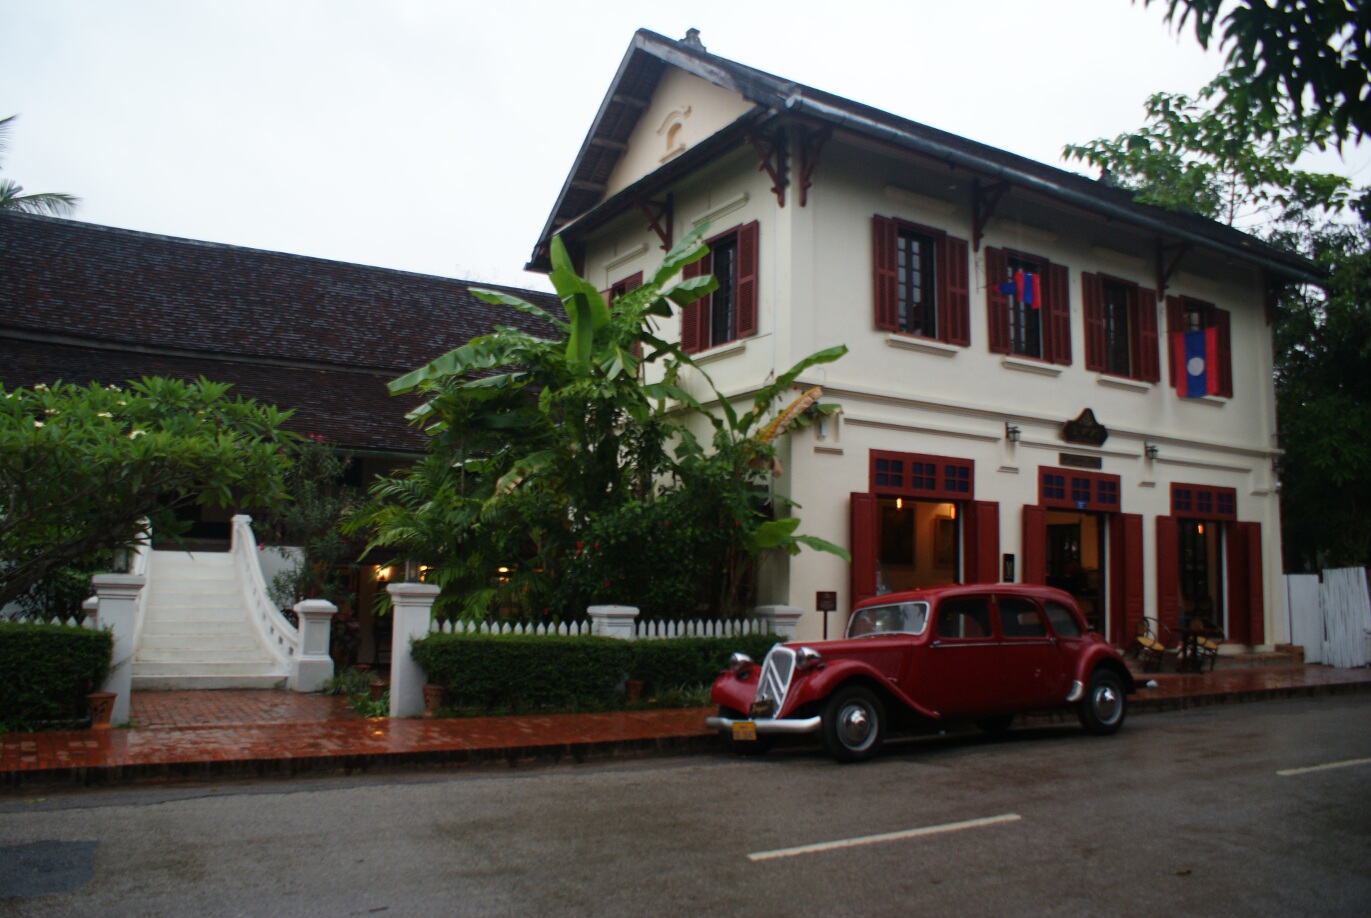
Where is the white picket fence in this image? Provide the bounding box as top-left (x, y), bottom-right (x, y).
top-left (429, 616), bottom-right (770, 640)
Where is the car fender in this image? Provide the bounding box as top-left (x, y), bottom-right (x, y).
top-left (1072, 644), bottom-right (1137, 694)
top-left (709, 669), bottom-right (758, 713)
top-left (784, 659), bottom-right (941, 721)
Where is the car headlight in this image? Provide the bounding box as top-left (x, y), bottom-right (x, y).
top-left (727, 652), bottom-right (754, 675)
top-left (795, 646), bottom-right (823, 672)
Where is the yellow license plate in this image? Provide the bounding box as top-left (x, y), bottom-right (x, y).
top-left (732, 721), bottom-right (758, 742)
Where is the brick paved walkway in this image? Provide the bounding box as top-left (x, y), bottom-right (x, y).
top-left (3, 665), bottom-right (1369, 787)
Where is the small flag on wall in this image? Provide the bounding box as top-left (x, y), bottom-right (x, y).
top-left (997, 271), bottom-right (1039, 308)
top-left (1173, 327), bottom-right (1219, 398)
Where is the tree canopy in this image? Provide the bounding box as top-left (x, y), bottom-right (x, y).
top-left (0, 377), bottom-right (296, 607)
top-left (1142, 0), bottom-right (1371, 142)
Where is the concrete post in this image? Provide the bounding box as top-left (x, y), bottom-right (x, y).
top-left (81, 595), bottom-right (100, 627)
top-left (290, 599), bottom-right (337, 692)
top-left (588, 605), bottom-right (640, 639)
top-left (90, 573), bottom-right (145, 727)
top-left (754, 605), bottom-right (804, 640)
top-left (387, 582), bottom-right (440, 717)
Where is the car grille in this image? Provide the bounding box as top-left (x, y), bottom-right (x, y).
top-left (753, 646), bottom-right (794, 718)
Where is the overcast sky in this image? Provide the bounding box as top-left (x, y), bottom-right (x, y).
top-left (4, 1), bottom-right (1367, 293)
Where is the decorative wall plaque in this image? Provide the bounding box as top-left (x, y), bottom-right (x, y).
top-left (1062, 408), bottom-right (1108, 447)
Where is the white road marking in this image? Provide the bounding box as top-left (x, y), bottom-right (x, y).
top-left (748, 813), bottom-right (1022, 862)
top-left (1277, 756), bottom-right (1371, 777)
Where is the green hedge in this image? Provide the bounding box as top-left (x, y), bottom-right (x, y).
top-left (0, 622), bottom-right (113, 730)
top-left (630, 633), bottom-right (781, 694)
top-left (410, 631), bottom-right (783, 712)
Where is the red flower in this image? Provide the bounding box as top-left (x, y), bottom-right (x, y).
top-left (603, 579), bottom-right (611, 588)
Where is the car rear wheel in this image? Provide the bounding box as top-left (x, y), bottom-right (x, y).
top-left (821, 686), bottom-right (885, 763)
top-left (1077, 669), bottom-right (1127, 735)
top-left (718, 707), bottom-right (774, 755)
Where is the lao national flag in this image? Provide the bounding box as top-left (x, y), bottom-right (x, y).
top-left (1174, 328), bottom-right (1219, 397)
top-left (995, 271), bottom-right (1040, 308)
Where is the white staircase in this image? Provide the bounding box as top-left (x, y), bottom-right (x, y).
top-left (132, 550), bottom-right (289, 690)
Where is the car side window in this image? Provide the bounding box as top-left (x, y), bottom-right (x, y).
top-left (935, 598), bottom-right (992, 640)
top-left (1043, 601), bottom-right (1082, 638)
top-left (998, 597), bottom-right (1047, 638)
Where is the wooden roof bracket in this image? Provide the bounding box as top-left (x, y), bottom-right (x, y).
top-left (1155, 240), bottom-right (1190, 299)
top-left (746, 128), bottom-right (789, 207)
top-left (797, 126), bottom-right (832, 207)
top-left (972, 179), bottom-right (1011, 252)
top-left (636, 194), bottom-right (674, 252)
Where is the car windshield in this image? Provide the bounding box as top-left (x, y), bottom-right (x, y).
top-left (846, 601), bottom-right (930, 638)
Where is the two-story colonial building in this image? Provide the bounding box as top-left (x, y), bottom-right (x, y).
top-left (529, 29), bottom-right (1323, 649)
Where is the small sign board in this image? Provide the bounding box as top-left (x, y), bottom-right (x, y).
top-left (1059, 453), bottom-right (1103, 470)
top-left (816, 591), bottom-right (838, 612)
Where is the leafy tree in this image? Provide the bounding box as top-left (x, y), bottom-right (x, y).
top-left (350, 227), bottom-right (847, 622)
top-left (1063, 73), bottom-right (1355, 227)
top-left (1140, 0), bottom-right (1371, 142)
top-left (0, 115), bottom-right (79, 216)
top-left (0, 377), bottom-right (295, 607)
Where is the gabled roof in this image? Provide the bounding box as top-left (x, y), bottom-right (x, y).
top-left (529, 28), bottom-right (1322, 286)
top-left (1, 212), bottom-right (559, 452)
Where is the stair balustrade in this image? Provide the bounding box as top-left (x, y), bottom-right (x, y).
top-left (231, 514), bottom-right (300, 668)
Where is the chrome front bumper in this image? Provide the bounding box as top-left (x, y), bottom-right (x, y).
top-left (705, 715), bottom-right (823, 735)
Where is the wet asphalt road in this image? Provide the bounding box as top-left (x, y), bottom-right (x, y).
top-left (2, 694), bottom-right (1369, 917)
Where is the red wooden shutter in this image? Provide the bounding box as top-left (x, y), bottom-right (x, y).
top-left (965, 501), bottom-right (1000, 583)
top-left (1226, 521), bottom-right (1264, 645)
top-left (1082, 272), bottom-right (1105, 372)
top-left (872, 215), bottom-right (899, 331)
top-left (985, 247), bottom-right (1011, 354)
top-left (1244, 522), bottom-right (1264, 645)
top-left (1166, 295), bottom-right (1184, 392)
top-left (1119, 514), bottom-right (1144, 645)
top-left (941, 235), bottom-right (971, 346)
top-left (735, 221), bottom-right (760, 339)
top-left (849, 492), bottom-right (878, 606)
top-left (1214, 307), bottom-right (1232, 397)
top-left (1137, 287), bottom-right (1160, 383)
top-left (680, 253), bottom-right (709, 353)
top-left (1046, 262), bottom-right (1071, 365)
top-left (1021, 504), bottom-right (1046, 584)
top-left (1155, 516), bottom-right (1181, 632)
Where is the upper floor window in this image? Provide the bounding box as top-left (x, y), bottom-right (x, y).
top-left (1166, 295), bottom-right (1232, 398)
top-left (872, 215), bottom-right (970, 345)
top-left (1082, 273), bottom-right (1160, 383)
top-left (985, 246), bottom-right (1071, 365)
top-left (607, 271), bottom-right (644, 360)
top-left (681, 221), bottom-right (759, 353)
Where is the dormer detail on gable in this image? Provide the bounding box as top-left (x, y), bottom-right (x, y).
top-left (605, 68), bottom-right (754, 197)
top-left (656, 106), bottom-right (692, 163)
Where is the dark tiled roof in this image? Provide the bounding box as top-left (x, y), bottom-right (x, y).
top-left (0, 212), bottom-right (559, 452)
top-left (531, 29), bottom-right (1321, 285)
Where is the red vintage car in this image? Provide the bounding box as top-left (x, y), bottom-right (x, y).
top-left (706, 584), bottom-right (1138, 762)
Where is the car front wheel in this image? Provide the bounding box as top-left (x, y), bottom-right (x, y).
top-left (1077, 669), bottom-right (1127, 735)
top-left (822, 686), bottom-right (885, 763)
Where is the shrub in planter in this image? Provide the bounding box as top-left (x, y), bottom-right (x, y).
top-left (0, 622), bottom-right (113, 730)
top-left (630, 633), bottom-right (781, 695)
top-left (413, 633), bottom-right (633, 712)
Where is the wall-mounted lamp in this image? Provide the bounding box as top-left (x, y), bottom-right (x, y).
top-left (895, 497), bottom-right (903, 510)
top-left (1145, 443), bottom-right (1159, 461)
top-left (1005, 423), bottom-right (1021, 443)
